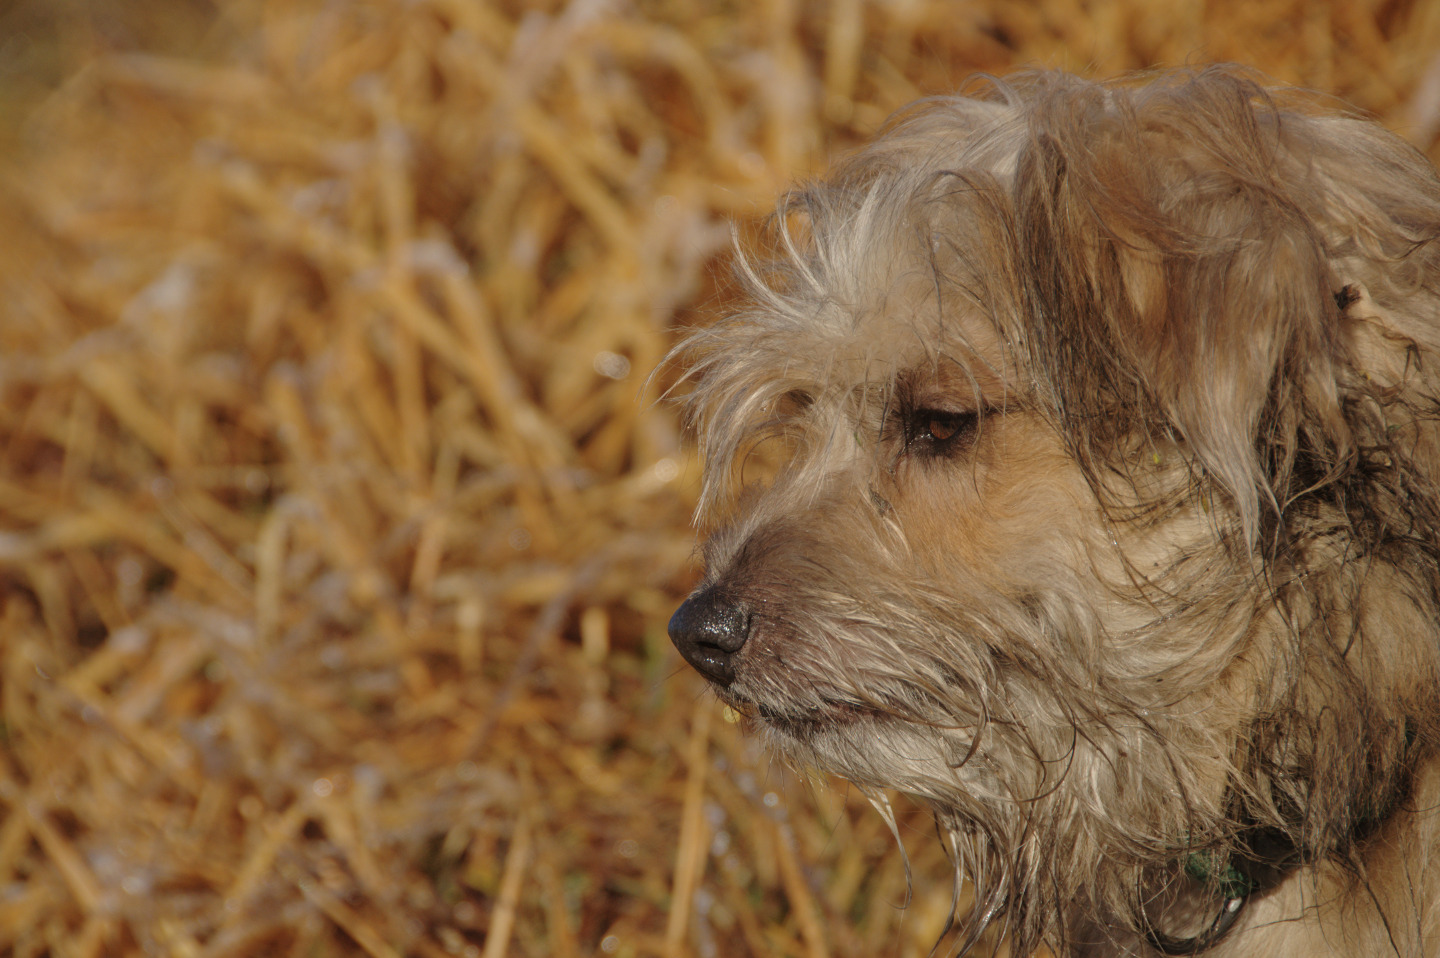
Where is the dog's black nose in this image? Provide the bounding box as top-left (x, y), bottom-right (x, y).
top-left (668, 588), bottom-right (750, 686)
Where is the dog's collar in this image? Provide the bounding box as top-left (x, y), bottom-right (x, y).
top-left (1145, 807), bottom-right (1393, 954)
top-left (1142, 886), bottom-right (1247, 957)
top-left (1140, 838), bottom-right (1277, 956)
top-left (1182, 849), bottom-right (1255, 901)
top-left (1145, 719), bottom-right (1418, 955)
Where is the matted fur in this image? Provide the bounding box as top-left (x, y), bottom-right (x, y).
top-left (668, 67), bottom-right (1440, 956)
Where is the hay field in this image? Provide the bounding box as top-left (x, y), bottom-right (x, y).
top-left (1, 1), bottom-right (1437, 956)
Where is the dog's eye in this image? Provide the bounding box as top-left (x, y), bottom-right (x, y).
top-left (908, 409), bottom-right (979, 457)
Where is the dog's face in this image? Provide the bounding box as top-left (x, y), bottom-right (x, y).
top-left (671, 258), bottom-right (1210, 797)
top-left (669, 68), bottom-right (1440, 953)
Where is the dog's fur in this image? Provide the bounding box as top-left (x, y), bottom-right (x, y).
top-left (667, 67), bottom-right (1440, 956)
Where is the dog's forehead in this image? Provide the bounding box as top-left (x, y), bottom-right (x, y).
top-left (811, 279), bottom-right (1011, 404)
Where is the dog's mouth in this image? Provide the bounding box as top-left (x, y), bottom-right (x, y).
top-left (670, 587), bottom-right (951, 739)
top-left (718, 686), bottom-right (891, 740)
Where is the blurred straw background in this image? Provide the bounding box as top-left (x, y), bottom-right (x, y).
top-left (1, 1), bottom-right (1438, 956)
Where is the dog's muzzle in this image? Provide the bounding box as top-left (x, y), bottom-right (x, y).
top-left (668, 587), bottom-right (750, 686)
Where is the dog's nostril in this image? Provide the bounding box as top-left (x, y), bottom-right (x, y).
top-left (675, 593), bottom-right (749, 652)
top-left (668, 588), bottom-right (751, 686)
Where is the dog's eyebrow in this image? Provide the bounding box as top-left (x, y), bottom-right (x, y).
top-left (892, 356), bottom-right (1000, 413)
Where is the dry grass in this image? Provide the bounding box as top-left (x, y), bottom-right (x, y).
top-left (1, 1), bottom-right (1438, 956)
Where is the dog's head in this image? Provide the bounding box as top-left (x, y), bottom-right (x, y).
top-left (669, 68), bottom-right (1440, 953)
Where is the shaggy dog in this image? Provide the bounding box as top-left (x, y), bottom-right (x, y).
top-left (667, 67), bottom-right (1440, 956)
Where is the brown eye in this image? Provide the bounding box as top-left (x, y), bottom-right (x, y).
top-left (926, 415), bottom-right (963, 442)
top-left (908, 409), bottom-right (978, 457)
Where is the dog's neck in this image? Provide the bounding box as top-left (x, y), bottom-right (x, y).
top-left (1088, 757), bottom-right (1440, 958)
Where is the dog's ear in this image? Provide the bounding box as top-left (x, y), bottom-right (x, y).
top-left (1011, 73), bottom-right (1359, 541)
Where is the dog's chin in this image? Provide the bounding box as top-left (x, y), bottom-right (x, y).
top-left (754, 698), bottom-right (884, 742)
top-left (720, 681), bottom-right (993, 793)
top-left (720, 682), bottom-right (970, 791)
top-left (734, 693), bottom-right (901, 778)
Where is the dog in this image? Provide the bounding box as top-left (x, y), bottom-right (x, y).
top-left (667, 67), bottom-right (1440, 956)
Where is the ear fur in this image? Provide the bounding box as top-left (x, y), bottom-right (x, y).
top-left (1010, 69), bottom-right (1440, 547)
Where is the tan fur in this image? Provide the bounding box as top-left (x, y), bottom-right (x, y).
top-left (667, 67), bottom-right (1440, 956)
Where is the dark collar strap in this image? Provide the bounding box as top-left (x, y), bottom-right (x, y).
top-left (1143, 892), bottom-right (1247, 956)
top-left (1144, 721), bottom-right (1417, 955)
